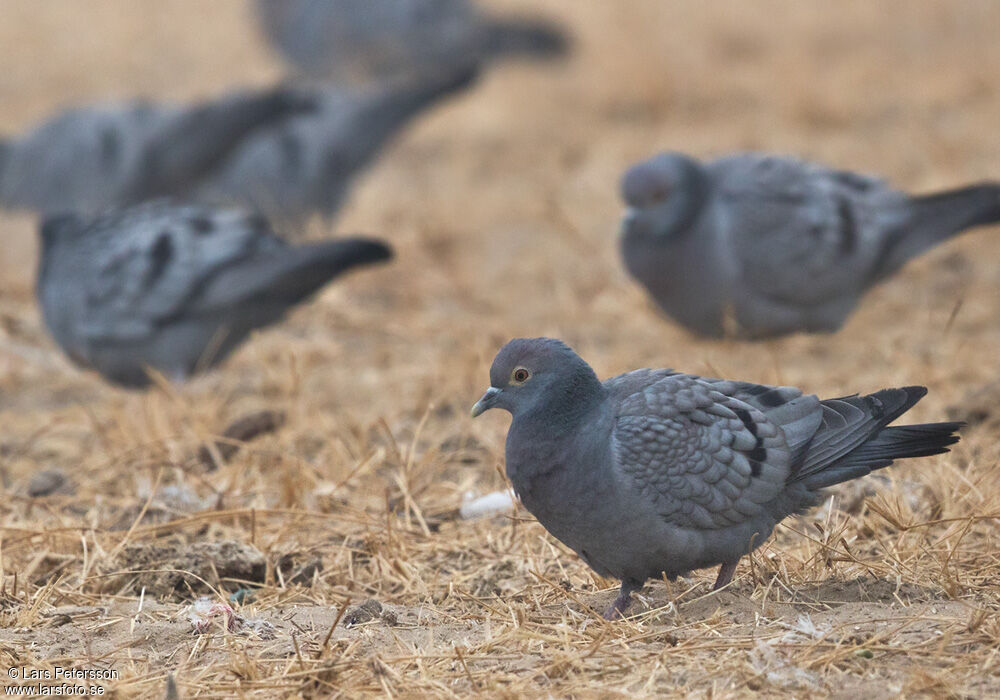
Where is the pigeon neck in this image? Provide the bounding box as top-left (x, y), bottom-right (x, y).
top-left (525, 370), bottom-right (607, 429)
top-left (659, 158), bottom-right (709, 237)
top-left (506, 371), bottom-right (609, 499)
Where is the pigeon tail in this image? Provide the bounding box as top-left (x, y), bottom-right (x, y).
top-left (199, 237), bottom-right (392, 309)
top-left (911, 183), bottom-right (1000, 233)
top-left (795, 386), bottom-right (962, 491)
top-left (480, 16), bottom-right (570, 62)
top-left (304, 67), bottom-right (477, 214)
top-left (800, 423), bottom-right (961, 490)
top-left (126, 87), bottom-right (318, 202)
top-left (374, 64), bottom-right (480, 123)
top-left (876, 182), bottom-right (1000, 276)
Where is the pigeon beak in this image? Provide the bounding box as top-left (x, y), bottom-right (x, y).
top-left (471, 387), bottom-right (502, 417)
top-left (621, 207), bottom-right (654, 238)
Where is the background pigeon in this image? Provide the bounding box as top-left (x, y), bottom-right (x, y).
top-left (253, 0), bottom-right (568, 84)
top-left (197, 66), bottom-right (477, 224)
top-left (619, 152), bottom-right (1000, 339)
top-left (0, 87), bottom-right (315, 216)
top-left (471, 337), bottom-right (961, 619)
top-left (36, 201), bottom-right (392, 388)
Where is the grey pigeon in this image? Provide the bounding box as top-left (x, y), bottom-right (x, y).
top-left (471, 337), bottom-right (961, 619)
top-left (253, 0), bottom-right (568, 84)
top-left (36, 201), bottom-right (391, 388)
top-left (0, 87), bottom-right (315, 216)
top-left (197, 66), bottom-right (476, 223)
top-left (620, 152), bottom-right (1000, 339)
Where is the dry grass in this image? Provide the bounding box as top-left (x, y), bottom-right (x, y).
top-left (1, 1), bottom-right (1000, 697)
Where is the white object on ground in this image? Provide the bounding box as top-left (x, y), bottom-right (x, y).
top-left (460, 490), bottom-right (515, 520)
top-left (187, 596), bottom-right (276, 639)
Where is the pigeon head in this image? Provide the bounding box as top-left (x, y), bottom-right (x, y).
top-left (620, 151), bottom-right (707, 241)
top-left (471, 337), bottom-right (604, 419)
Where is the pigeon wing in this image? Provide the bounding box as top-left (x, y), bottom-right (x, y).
top-left (611, 373), bottom-right (818, 530)
top-left (200, 70), bottom-right (475, 220)
top-left (710, 154), bottom-right (907, 305)
top-left (2, 102), bottom-right (173, 213)
top-left (76, 203), bottom-right (283, 341)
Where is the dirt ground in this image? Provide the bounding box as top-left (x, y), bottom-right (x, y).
top-left (1, 1), bottom-right (999, 697)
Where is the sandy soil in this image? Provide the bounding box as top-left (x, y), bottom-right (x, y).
top-left (1, 1), bottom-right (999, 697)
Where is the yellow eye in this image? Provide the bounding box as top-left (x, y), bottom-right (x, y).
top-left (511, 367), bottom-right (531, 384)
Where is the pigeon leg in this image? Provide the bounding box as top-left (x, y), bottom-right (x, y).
top-left (712, 561), bottom-right (738, 590)
top-left (603, 579), bottom-right (641, 620)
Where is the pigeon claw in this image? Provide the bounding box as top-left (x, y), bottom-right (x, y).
top-left (603, 580), bottom-right (640, 620)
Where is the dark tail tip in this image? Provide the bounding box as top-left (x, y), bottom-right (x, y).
top-left (898, 385), bottom-right (929, 408)
top-left (869, 421), bottom-right (963, 462)
top-left (269, 85), bottom-right (321, 117)
top-left (325, 236), bottom-right (393, 268)
top-left (249, 236), bottom-right (393, 304)
top-left (423, 63), bottom-right (481, 99)
top-left (801, 420), bottom-right (962, 491)
top-left (911, 182), bottom-right (1000, 232)
top-left (382, 64), bottom-right (481, 117)
top-left (863, 385), bottom-right (928, 425)
top-left (482, 17), bottom-right (571, 62)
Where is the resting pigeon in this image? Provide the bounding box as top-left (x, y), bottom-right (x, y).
top-left (253, 0), bottom-right (568, 84)
top-left (620, 152), bottom-right (1000, 338)
top-left (36, 201), bottom-right (392, 388)
top-left (471, 337), bottom-right (961, 619)
top-left (0, 87), bottom-right (315, 216)
top-left (197, 66), bottom-right (476, 223)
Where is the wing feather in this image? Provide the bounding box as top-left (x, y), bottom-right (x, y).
top-left (75, 202), bottom-right (283, 341)
top-left (611, 373), bottom-right (809, 530)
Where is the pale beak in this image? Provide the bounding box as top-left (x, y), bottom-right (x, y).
top-left (471, 387), bottom-right (502, 417)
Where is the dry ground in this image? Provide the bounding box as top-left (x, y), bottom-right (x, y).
top-left (1, 1), bottom-right (1000, 697)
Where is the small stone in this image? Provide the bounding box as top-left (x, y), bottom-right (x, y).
top-left (344, 599), bottom-right (383, 627)
top-left (381, 609), bottom-right (399, 626)
top-left (28, 470), bottom-right (67, 497)
top-left (199, 410), bottom-right (287, 469)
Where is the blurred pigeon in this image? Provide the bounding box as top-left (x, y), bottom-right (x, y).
top-left (254, 0), bottom-right (568, 83)
top-left (36, 201), bottom-right (391, 388)
top-left (471, 337), bottom-right (961, 619)
top-left (0, 87), bottom-right (315, 215)
top-left (198, 66), bottom-right (476, 223)
top-left (620, 152), bottom-right (1000, 338)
